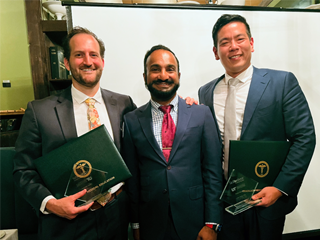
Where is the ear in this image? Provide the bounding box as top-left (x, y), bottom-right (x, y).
top-left (102, 58), bottom-right (105, 68)
top-left (143, 73), bottom-right (147, 85)
top-left (213, 46), bottom-right (220, 60)
top-left (178, 72), bottom-right (181, 79)
top-left (64, 58), bottom-right (70, 71)
top-left (250, 37), bottom-right (254, 53)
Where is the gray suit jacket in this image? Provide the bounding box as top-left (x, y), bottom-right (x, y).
top-left (198, 67), bottom-right (316, 219)
top-left (13, 86), bottom-right (136, 215)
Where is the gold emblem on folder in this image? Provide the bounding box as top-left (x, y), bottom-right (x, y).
top-left (255, 161), bottom-right (269, 178)
top-left (73, 160), bottom-right (92, 178)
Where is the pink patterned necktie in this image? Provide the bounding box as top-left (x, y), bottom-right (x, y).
top-left (85, 98), bottom-right (101, 130)
top-left (159, 105), bottom-right (176, 162)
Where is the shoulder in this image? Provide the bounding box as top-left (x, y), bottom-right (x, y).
top-left (101, 88), bottom-right (133, 101)
top-left (178, 98), bottom-right (211, 113)
top-left (124, 102), bottom-right (149, 118)
top-left (253, 67), bottom-right (295, 80)
top-left (101, 88), bottom-right (137, 111)
top-left (198, 75), bottom-right (224, 102)
top-left (199, 77), bottom-right (220, 92)
top-left (28, 87), bottom-right (71, 110)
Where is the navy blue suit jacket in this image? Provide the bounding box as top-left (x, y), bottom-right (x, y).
top-left (122, 97), bottom-right (223, 240)
top-left (198, 67), bottom-right (316, 219)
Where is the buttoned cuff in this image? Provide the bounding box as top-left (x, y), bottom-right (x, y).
top-left (40, 195), bottom-right (56, 214)
top-left (131, 223), bottom-right (140, 229)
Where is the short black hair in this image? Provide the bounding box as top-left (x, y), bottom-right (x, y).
top-left (212, 14), bottom-right (252, 47)
top-left (62, 26), bottom-right (105, 61)
top-left (143, 45), bottom-right (180, 76)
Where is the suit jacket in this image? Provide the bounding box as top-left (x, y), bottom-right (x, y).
top-left (198, 67), bottom-right (316, 220)
top-left (121, 98), bottom-right (224, 240)
top-left (13, 86), bottom-right (136, 238)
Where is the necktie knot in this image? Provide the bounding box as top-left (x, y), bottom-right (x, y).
top-left (85, 98), bottom-right (96, 108)
top-left (228, 78), bottom-right (239, 87)
top-left (159, 105), bottom-right (173, 114)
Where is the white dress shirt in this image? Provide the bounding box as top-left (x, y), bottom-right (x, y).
top-left (214, 65), bottom-right (253, 145)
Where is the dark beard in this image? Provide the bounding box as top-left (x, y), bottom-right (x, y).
top-left (69, 66), bottom-right (101, 88)
top-left (146, 80), bottom-right (180, 102)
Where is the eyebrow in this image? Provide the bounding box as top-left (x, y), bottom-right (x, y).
top-left (149, 64), bottom-right (176, 69)
top-left (150, 64), bottom-right (161, 68)
top-left (72, 50), bottom-right (99, 54)
top-left (166, 64), bottom-right (176, 69)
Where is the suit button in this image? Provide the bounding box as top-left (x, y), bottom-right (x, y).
top-left (167, 166), bottom-right (171, 170)
top-left (163, 189), bottom-right (168, 194)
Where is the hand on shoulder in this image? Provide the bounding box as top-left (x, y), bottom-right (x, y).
top-left (180, 95), bottom-right (199, 105)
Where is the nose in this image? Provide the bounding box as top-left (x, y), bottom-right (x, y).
top-left (83, 54), bottom-right (92, 66)
top-left (158, 68), bottom-right (169, 80)
top-left (230, 39), bottom-right (239, 51)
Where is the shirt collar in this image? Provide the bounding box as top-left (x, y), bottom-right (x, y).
top-left (71, 84), bottom-right (103, 104)
top-left (150, 94), bottom-right (179, 113)
top-left (224, 64), bottom-right (253, 85)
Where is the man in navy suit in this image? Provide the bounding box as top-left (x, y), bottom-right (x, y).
top-left (198, 14), bottom-right (316, 240)
top-left (122, 45), bottom-right (223, 240)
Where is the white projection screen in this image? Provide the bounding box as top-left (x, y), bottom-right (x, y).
top-left (66, 2), bottom-right (320, 235)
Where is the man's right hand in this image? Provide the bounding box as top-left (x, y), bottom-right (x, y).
top-left (45, 189), bottom-right (94, 220)
top-left (133, 229), bottom-right (140, 240)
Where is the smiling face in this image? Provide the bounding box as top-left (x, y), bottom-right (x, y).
top-left (213, 21), bottom-right (254, 78)
top-left (64, 33), bottom-right (104, 92)
top-left (144, 49), bottom-right (180, 105)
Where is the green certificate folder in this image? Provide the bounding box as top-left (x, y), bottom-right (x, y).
top-left (34, 125), bottom-right (131, 204)
top-left (228, 141), bottom-right (291, 189)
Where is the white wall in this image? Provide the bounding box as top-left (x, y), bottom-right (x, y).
top-left (69, 4), bottom-right (320, 234)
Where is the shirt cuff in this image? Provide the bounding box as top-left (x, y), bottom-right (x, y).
top-left (40, 195), bottom-right (56, 214)
top-left (275, 187), bottom-right (288, 196)
top-left (131, 223), bottom-right (140, 229)
top-left (205, 222), bottom-right (218, 226)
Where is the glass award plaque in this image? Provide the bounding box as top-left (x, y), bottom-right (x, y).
top-left (220, 169), bottom-right (261, 215)
top-left (64, 160), bottom-right (111, 206)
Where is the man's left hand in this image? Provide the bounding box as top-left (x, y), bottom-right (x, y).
top-left (196, 226), bottom-right (217, 240)
top-left (251, 186), bottom-right (283, 207)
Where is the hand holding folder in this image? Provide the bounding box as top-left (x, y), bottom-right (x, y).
top-left (34, 125), bottom-right (132, 206)
top-left (45, 189), bottom-right (94, 220)
top-left (220, 141), bottom-right (290, 215)
top-left (251, 186), bottom-right (284, 208)
top-left (228, 140), bottom-right (291, 189)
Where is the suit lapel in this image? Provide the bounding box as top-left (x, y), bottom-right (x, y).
top-left (241, 67), bottom-right (270, 137)
top-left (168, 98), bottom-right (192, 163)
top-left (101, 90), bottom-right (121, 150)
top-left (137, 102), bottom-right (167, 163)
top-left (55, 88), bottom-right (77, 141)
top-left (205, 76), bottom-right (223, 116)
top-left (207, 75), bottom-right (224, 143)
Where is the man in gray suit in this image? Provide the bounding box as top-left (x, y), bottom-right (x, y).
top-left (13, 27), bottom-right (136, 240)
top-left (198, 14), bottom-right (315, 240)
